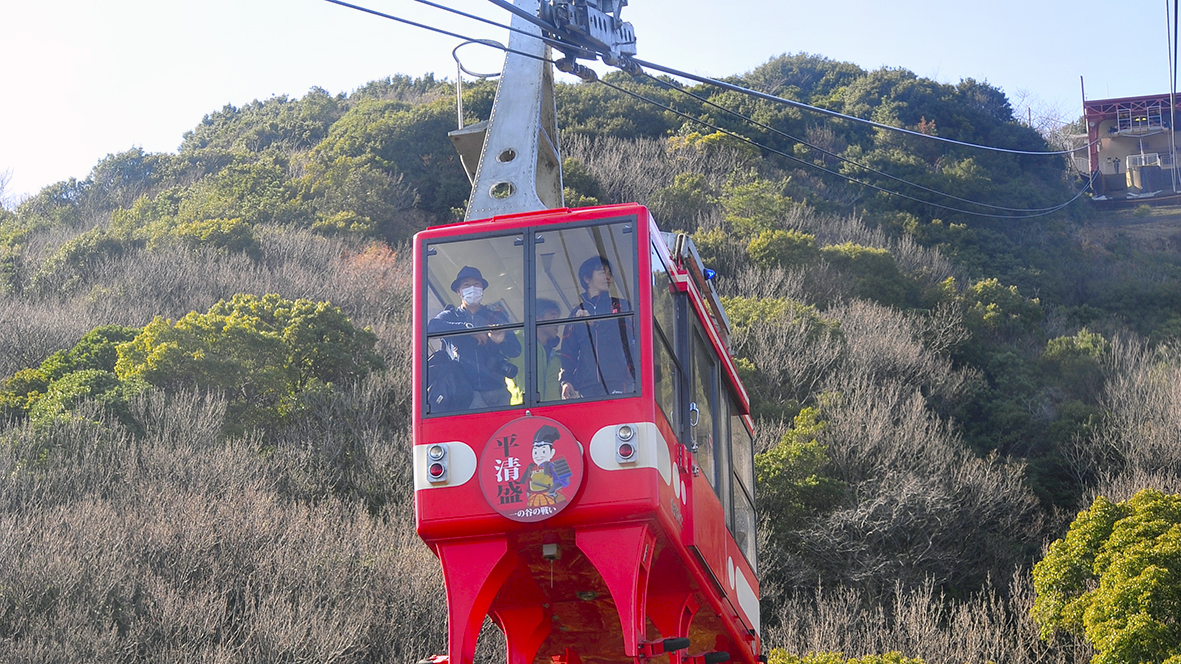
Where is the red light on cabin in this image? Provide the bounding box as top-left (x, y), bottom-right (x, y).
top-left (429, 462), bottom-right (445, 478)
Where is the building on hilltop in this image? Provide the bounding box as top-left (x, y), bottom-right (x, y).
top-left (1075, 92), bottom-right (1181, 203)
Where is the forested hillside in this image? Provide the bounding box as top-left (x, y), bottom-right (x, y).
top-left (2, 53), bottom-right (1180, 663)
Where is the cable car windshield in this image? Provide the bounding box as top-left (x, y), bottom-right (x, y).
top-left (422, 219), bottom-right (638, 415)
top-left (536, 222), bottom-right (637, 401)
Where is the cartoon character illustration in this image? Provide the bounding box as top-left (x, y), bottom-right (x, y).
top-left (523, 425), bottom-right (572, 507)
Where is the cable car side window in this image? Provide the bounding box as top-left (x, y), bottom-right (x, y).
top-left (730, 411), bottom-right (757, 571)
top-left (653, 325), bottom-right (679, 430)
top-left (423, 234), bottom-right (525, 413)
top-left (718, 394), bottom-right (732, 526)
top-left (651, 243), bottom-right (677, 348)
top-left (651, 243), bottom-right (680, 429)
top-left (536, 221), bottom-right (638, 401)
top-left (690, 329), bottom-right (718, 489)
top-left (731, 405), bottom-right (755, 506)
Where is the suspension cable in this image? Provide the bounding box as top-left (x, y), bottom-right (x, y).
top-left (629, 57), bottom-right (1097, 157)
top-left (640, 73), bottom-right (1090, 213)
top-left (321, 0), bottom-right (1092, 218)
top-left (596, 78), bottom-right (1091, 219)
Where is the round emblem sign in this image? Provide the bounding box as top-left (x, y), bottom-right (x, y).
top-left (478, 416), bottom-right (584, 522)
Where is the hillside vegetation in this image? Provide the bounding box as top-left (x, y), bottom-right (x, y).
top-left (2, 53), bottom-right (1180, 663)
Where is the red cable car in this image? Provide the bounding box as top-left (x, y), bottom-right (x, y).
top-left (412, 5), bottom-right (758, 664)
top-left (413, 204), bottom-right (760, 664)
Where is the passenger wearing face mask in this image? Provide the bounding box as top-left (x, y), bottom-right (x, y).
top-left (429, 266), bottom-right (522, 408)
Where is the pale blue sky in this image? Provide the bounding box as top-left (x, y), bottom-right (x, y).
top-left (0, 0), bottom-right (1173, 202)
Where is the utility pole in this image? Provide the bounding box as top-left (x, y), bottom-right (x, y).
top-left (1171, 0), bottom-right (1179, 192)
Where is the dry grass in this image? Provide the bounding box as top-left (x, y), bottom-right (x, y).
top-left (0, 388), bottom-right (445, 663)
top-left (0, 225), bottom-right (434, 661)
top-left (769, 572), bottom-right (1090, 664)
top-left (1076, 206), bottom-right (1181, 253)
top-left (1074, 337), bottom-right (1181, 503)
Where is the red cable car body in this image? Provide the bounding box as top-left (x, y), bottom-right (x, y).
top-left (413, 203), bottom-right (760, 664)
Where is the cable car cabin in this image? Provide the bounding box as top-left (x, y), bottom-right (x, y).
top-left (413, 203), bottom-right (760, 664)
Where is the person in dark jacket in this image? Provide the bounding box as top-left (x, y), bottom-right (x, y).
top-left (428, 266), bottom-right (522, 408)
top-left (558, 256), bottom-right (636, 398)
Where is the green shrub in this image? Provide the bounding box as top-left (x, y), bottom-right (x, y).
top-left (945, 277), bottom-right (1044, 338)
top-left (756, 407), bottom-right (845, 531)
top-left (650, 172), bottom-right (714, 225)
top-left (1032, 488), bottom-right (1181, 664)
top-left (31, 227), bottom-right (132, 294)
top-left (115, 294), bottom-right (382, 433)
top-left (561, 158), bottom-right (604, 205)
top-left (0, 325), bottom-right (140, 420)
top-left (820, 242), bottom-right (920, 308)
top-left (66, 325), bottom-right (142, 373)
top-left (28, 369), bottom-right (147, 430)
top-left (165, 217), bottom-right (261, 256)
top-left (722, 296), bottom-right (836, 337)
top-left (720, 178), bottom-right (797, 237)
top-left (1041, 328), bottom-right (1110, 402)
top-left (748, 229), bottom-right (819, 270)
top-left (311, 210), bottom-right (377, 237)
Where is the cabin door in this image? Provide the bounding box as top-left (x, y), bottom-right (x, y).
top-left (685, 325), bottom-right (727, 586)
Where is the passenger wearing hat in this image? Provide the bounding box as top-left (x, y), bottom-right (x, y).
top-left (428, 266), bottom-right (522, 408)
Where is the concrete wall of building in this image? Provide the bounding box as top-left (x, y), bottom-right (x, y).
top-left (1095, 118), bottom-right (1177, 176)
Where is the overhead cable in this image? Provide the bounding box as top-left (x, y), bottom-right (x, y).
top-left (321, 0), bottom-right (1092, 218)
top-left (641, 73), bottom-right (1090, 213)
top-left (482, 0), bottom-right (559, 33)
top-left (596, 78), bottom-right (1092, 219)
top-left (406, 0), bottom-right (600, 59)
top-left (629, 57), bottom-right (1096, 157)
top-left (323, 0), bottom-right (548, 62)
top-left (338, 0), bottom-right (1092, 159)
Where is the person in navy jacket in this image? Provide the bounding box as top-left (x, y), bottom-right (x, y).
top-left (429, 266), bottom-right (522, 408)
top-left (558, 257), bottom-right (636, 399)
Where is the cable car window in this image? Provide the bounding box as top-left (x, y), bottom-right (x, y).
top-left (653, 330), bottom-right (678, 430)
top-left (731, 408), bottom-right (754, 499)
top-left (534, 305), bottom-right (567, 403)
top-left (651, 243), bottom-right (677, 347)
top-left (732, 482), bottom-right (757, 572)
top-left (536, 221), bottom-right (638, 400)
top-left (423, 235), bottom-right (525, 413)
top-left (718, 394), bottom-right (732, 526)
top-left (651, 242), bottom-right (680, 429)
top-left (691, 331), bottom-right (717, 489)
top-left (731, 413), bottom-right (757, 571)
top-left (535, 221), bottom-right (635, 314)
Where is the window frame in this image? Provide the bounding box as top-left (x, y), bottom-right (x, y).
top-left (687, 322), bottom-right (719, 491)
top-left (650, 241), bottom-right (682, 434)
top-left (728, 408), bottom-right (758, 572)
top-left (420, 216), bottom-right (641, 417)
